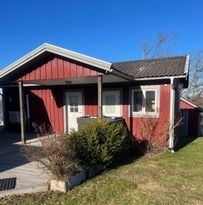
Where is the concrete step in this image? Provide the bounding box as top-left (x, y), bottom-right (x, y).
top-left (0, 183), bottom-right (48, 197)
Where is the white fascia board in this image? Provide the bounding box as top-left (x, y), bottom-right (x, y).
top-left (133, 75), bottom-right (187, 81)
top-left (45, 44), bottom-right (111, 71)
top-left (0, 45), bottom-right (47, 78)
top-left (0, 43), bottom-right (112, 79)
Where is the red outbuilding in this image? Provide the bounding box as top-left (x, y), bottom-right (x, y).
top-left (180, 98), bottom-right (203, 137)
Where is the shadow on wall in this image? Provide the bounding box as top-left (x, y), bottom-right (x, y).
top-left (29, 91), bottom-right (52, 132)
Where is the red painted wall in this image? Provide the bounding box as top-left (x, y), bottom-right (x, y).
top-left (180, 100), bottom-right (195, 110)
top-left (83, 84), bottom-right (170, 140)
top-left (84, 86), bottom-right (98, 116)
top-left (8, 55), bottom-right (103, 133)
top-left (27, 86), bottom-right (99, 133)
top-left (28, 84), bottom-right (171, 138)
top-left (123, 84), bottom-right (171, 140)
top-left (4, 83), bottom-right (172, 142)
top-left (16, 56), bottom-right (103, 81)
top-left (29, 88), bottom-right (64, 133)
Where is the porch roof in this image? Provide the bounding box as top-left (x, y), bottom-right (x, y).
top-left (0, 80), bottom-right (18, 86)
top-left (21, 74), bottom-right (129, 86)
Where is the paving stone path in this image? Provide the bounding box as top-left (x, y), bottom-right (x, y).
top-left (0, 132), bottom-right (49, 197)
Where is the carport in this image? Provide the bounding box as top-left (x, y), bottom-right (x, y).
top-left (0, 80), bottom-right (28, 144)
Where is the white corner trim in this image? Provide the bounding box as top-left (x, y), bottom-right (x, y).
top-left (0, 43), bottom-right (112, 79)
top-left (169, 77), bottom-right (175, 149)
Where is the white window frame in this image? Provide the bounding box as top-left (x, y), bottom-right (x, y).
top-left (103, 89), bottom-right (122, 117)
top-left (131, 86), bottom-right (160, 117)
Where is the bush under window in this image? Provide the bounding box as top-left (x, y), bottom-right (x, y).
top-left (69, 118), bottom-right (129, 166)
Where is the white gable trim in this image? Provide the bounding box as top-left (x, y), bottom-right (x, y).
top-left (180, 97), bottom-right (198, 108)
top-left (0, 43), bottom-right (112, 79)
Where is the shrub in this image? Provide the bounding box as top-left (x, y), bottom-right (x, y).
top-left (22, 125), bottom-right (81, 180)
top-left (69, 118), bottom-right (129, 166)
top-left (138, 116), bottom-right (182, 151)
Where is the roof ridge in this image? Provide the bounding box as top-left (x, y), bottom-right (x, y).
top-left (112, 55), bottom-right (187, 64)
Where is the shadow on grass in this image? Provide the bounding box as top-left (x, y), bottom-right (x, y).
top-left (107, 149), bottom-right (146, 172)
top-left (175, 136), bottom-right (198, 151)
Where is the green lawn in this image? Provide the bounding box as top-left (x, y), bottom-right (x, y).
top-left (2, 137), bottom-right (203, 205)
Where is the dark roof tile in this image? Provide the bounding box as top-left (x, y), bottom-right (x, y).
top-left (111, 56), bottom-right (188, 79)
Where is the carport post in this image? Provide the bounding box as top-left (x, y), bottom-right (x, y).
top-left (98, 75), bottom-right (103, 118)
top-left (18, 81), bottom-right (26, 144)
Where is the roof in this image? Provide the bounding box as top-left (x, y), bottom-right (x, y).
top-left (0, 43), bottom-right (112, 79)
top-left (0, 43), bottom-right (189, 82)
top-left (111, 56), bottom-right (189, 80)
top-left (180, 97), bottom-right (203, 112)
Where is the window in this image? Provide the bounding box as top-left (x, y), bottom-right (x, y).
top-left (132, 87), bottom-right (159, 116)
top-left (146, 91), bottom-right (155, 112)
top-left (70, 96), bottom-right (78, 112)
top-left (103, 90), bottom-right (121, 117)
top-left (133, 91), bottom-right (143, 112)
top-left (105, 95), bottom-right (116, 114)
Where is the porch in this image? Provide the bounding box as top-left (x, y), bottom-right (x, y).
top-left (0, 131), bottom-right (49, 197)
top-left (1, 74), bottom-right (129, 144)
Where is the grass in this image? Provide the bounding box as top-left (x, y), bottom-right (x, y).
top-left (1, 137), bottom-right (203, 205)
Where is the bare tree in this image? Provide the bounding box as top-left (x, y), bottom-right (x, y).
top-left (140, 32), bottom-right (176, 59)
top-left (140, 33), bottom-right (203, 99)
top-left (183, 52), bottom-right (203, 98)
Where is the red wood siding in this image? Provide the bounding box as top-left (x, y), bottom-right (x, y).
top-left (4, 83), bottom-right (172, 143)
top-left (84, 86), bottom-right (98, 116)
top-left (28, 86), bottom-right (99, 133)
top-left (17, 57), bottom-right (103, 81)
top-left (84, 84), bottom-right (170, 139)
top-left (123, 84), bottom-right (171, 141)
top-left (180, 100), bottom-right (195, 110)
top-left (29, 88), bottom-right (64, 133)
top-left (80, 84), bottom-right (171, 141)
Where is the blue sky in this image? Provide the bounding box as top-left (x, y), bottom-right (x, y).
top-left (0, 0), bottom-right (203, 69)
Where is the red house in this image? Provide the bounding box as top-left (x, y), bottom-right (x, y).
top-left (0, 44), bottom-right (189, 150)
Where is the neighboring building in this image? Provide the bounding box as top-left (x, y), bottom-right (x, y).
top-left (0, 93), bottom-right (3, 125)
top-left (0, 44), bottom-right (189, 149)
top-left (180, 98), bottom-right (203, 137)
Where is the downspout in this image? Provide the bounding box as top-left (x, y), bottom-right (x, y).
top-left (169, 77), bottom-right (175, 151)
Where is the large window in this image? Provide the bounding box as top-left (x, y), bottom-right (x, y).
top-left (132, 87), bottom-right (159, 116)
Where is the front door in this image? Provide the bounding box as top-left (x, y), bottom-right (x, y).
top-left (66, 91), bottom-right (83, 132)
